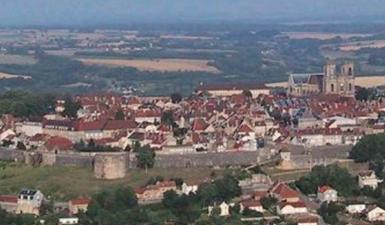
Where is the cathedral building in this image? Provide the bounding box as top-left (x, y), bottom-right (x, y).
top-left (287, 61), bottom-right (355, 97)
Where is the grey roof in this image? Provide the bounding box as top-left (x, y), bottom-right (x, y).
top-left (290, 73), bottom-right (323, 85)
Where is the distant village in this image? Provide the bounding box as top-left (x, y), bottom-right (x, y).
top-left (1, 61), bottom-right (385, 225)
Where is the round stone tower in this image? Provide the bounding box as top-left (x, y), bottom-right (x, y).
top-left (94, 153), bottom-right (128, 180)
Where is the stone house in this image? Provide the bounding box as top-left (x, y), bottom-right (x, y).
top-left (16, 189), bottom-right (44, 215)
top-left (69, 198), bottom-right (90, 215)
top-left (135, 181), bottom-right (177, 204)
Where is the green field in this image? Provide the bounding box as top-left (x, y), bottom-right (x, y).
top-left (0, 162), bottom-right (220, 201)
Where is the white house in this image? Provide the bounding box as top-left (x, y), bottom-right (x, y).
top-left (240, 199), bottom-right (264, 213)
top-left (358, 170), bottom-right (383, 189)
top-left (346, 203), bottom-right (366, 214)
top-left (277, 201), bottom-right (308, 215)
top-left (181, 182), bottom-right (198, 195)
top-left (59, 218), bottom-right (79, 225)
top-left (317, 185), bottom-right (337, 203)
top-left (208, 202), bottom-right (230, 217)
top-left (367, 206), bottom-right (385, 222)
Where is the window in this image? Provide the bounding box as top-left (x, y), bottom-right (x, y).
top-left (340, 83), bottom-right (344, 91)
top-left (331, 84), bottom-right (334, 92)
top-left (349, 83), bottom-right (352, 91)
top-left (348, 68), bottom-right (352, 75)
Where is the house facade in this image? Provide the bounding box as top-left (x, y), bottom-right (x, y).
top-left (317, 186), bottom-right (338, 203)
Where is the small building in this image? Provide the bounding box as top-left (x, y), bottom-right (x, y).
top-left (269, 182), bottom-right (300, 203)
top-left (208, 202), bottom-right (230, 217)
top-left (69, 198), bottom-right (90, 215)
top-left (317, 185), bottom-right (337, 203)
top-left (135, 181), bottom-right (177, 204)
top-left (367, 206), bottom-right (385, 222)
top-left (346, 203), bottom-right (366, 214)
top-left (16, 189), bottom-right (44, 215)
top-left (277, 201), bottom-right (308, 215)
top-left (58, 217), bottom-right (79, 225)
top-left (358, 170), bottom-right (383, 189)
top-left (181, 182), bottom-right (198, 195)
top-left (239, 199), bottom-right (264, 213)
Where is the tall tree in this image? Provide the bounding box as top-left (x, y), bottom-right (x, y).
top-left (136, 145), bottom-right (156, 174)
top-left (62, 96), bottom-right (81, 118)
top-left (115, 110), bottom-right (125, 120)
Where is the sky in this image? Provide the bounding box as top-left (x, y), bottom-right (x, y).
top-left (1, 0), bottom-right (385, 26)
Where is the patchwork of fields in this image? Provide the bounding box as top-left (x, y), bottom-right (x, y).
top-left (77, 58), bottom-right (220, 73)
top-left (0, 72), bottom-right (31, 80)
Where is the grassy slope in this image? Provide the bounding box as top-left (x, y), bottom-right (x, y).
top-left (0, 162), bottom-right (216, 201)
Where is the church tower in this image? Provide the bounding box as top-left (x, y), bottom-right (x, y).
top-left (339, 62), bottom-right (355, 96)
top-left (323, 61), bottom-right (337, 94)
top-left (323, 61), bottom-right (355, 97)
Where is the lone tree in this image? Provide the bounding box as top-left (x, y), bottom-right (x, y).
top-left (62, 96), bottom-right (81, 118)
top-left (115, 109), bottom-right (125, 120)
top-left (136, 145), bottom-right (156, 174)
top-left (242, 89), bottom-right (253, 99)
top-left (161, 111), bottom-right (175, 127)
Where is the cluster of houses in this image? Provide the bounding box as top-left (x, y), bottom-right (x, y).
top-left (0, 82), bottom-right (384, 155)
top-left (1, 168), bottom-right (385, 225)
top-left (0, 189), bottom-right (90, 225)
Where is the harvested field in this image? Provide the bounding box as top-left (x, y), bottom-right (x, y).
top-left (0, 72), bottom-right (31, 80)
top-left (266, 75), bottom-right (385, 88)
top-left (0, 54), bottom-right (37, 65)
top-left (281, 32), bottom-right (371, 40)
top-left (160, 35), bottom-right (215, 40)
top-left (339, 40), bottom-right (385, 51)
top-left (77, 58), bottom-right (220, 73)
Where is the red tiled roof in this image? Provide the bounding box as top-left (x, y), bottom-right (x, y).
top-left (270, 182), bottom-right (299, 199)
top-left (104, 120), bottom-right (137, 130)
top-left (279, 200), bottom-right (306, 208)
top-left (237, 123), bottom-right (254, 133)
top-left (0, 195), bottom-right (17, 203)
top-left (126, 96), bottom-right (141, 105)
top-left (318, 185), bottom-right (334, 193)
top-left (192, 118), bottom-right (208, 131)
top-left (45, 136), bottom-right (73, 151)
top-left (75, 120), bottom-right (106, 131)
top-left (70, 198), bottom-right (91, 205)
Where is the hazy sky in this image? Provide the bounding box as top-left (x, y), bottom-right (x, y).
top-left (1, 0), bottom-right (385, 26)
